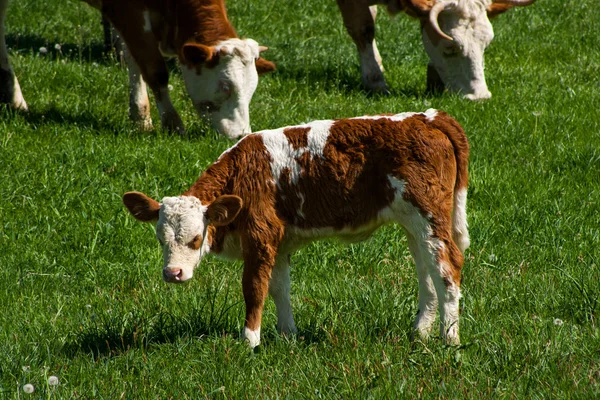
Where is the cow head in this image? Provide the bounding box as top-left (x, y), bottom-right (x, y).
top-left (407, 0), bottom-right (535, 100)
top-left (123, 192), bottom-right (242, 282)
top-left (179, 38), bottom-right (275, 139)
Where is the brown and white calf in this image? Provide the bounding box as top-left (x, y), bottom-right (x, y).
top-left (123, 109), bottom-right (470, 347)
top-left (337, 0), bottom-right (536, 99)
top-left (0, 0), bottom-right (275, 139)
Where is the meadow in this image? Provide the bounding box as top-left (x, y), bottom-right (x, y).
top-left (1, 0), bottom-right (599, 397)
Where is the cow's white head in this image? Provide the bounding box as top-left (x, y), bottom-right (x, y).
top-left (413, 0), bottom-right (535, 100)
top-left (179, 38), bottom-right (275, 139)
top-left (123, 192), bottom-right (243, 283)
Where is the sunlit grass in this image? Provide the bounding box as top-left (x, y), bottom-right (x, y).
top-left (1, 0), bottom-right (599, 397)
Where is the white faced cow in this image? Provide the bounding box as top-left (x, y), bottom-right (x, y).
top-left (123, 109), bottom-right (470, 348)
top-left (0, 0), bottom-right (275, 139)
top-left (337, 0), bottom-right (536, 99)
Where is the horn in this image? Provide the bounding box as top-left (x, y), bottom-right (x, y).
top-left (492, 0), bottom-right (536, 5)
top-left (258, 46), bottom-right (269, 53)
top-left (429, 2), bottom-right (455, 42)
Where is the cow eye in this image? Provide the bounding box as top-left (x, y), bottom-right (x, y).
top-left (188, 234), bottom-right (202, 250)
top-left (443, 45), bottom-right (459, 57)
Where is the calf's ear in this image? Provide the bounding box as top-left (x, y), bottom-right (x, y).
top-left (255, 57), bottom-right (276, 75)
top-left (123, 191), bottom-right (160, 222)
top-left (207, 195), bottom-right (243, 226)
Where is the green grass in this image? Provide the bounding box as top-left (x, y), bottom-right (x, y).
top-left (1, 0), bottom-right (599, 397)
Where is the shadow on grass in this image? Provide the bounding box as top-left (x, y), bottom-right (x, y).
top-left (62, 307), bottom-right (237, 359)
top-left (1, 104), bottom-right (216, 138)
top-left (275, 62), bottom-right (439, 100)
top-left (6, 32), bottom-right (115, 65)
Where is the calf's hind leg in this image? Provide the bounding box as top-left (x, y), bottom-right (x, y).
top-left (406, 232), bottom-right (438, 341)
top-left (406, 226), bottom-right (463, 345)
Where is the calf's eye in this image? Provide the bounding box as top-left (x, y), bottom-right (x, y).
top-left (188, 234), bottom-right (203, 250)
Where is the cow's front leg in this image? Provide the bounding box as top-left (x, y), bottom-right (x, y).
top-left (0, 0), bottom-right (27, 110)
top-left (269, 253), bottom-right (297, 336)
top-left (241, 243), bottom-right (277, 348)
top-left (337, 1), bottom-right (388, 93)
top-left (103, 7), bottom-right (185, 134)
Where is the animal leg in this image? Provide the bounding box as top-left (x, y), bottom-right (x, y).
top-left (103, 6), bottom-right (185, 133)
top-left (123, 44), bottom-right (153, 131)
top-left (406, 232), bottom-right (438, 341)
top-left (241, 241), bottom-right (278, 348)
top-left (0, 0), bottom-right (27, 110)
top-left (269, 254), bottom-right (297, 336)
top-left (336, 1), bottom-right (388, 93)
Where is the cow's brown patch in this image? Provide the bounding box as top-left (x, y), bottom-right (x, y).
top-left (283, 127), bottom-right (310, 150)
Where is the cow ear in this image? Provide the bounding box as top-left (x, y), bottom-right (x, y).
top-left (255, 57), bottom-right (276, 75)
top-left (486, 4), bottom-right (513, 18)
top-left (206, 195), bottom-right (243, 226)
top-left (123, 191), bottom-right (160, 222)
top-left (181, 43), bottom-right (215, 65)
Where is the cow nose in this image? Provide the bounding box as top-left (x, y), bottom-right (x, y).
top-left (163, 268), bottom-right (183, 282)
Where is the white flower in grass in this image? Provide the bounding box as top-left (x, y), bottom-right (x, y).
top-left (553, 318), bottom-right (563, 326)
top-left (488, 254), bottom-right (497, 263)
top-left (39, 47), bottom-right (48, 55)
top-left (168, 84), bottom-right (174, 91)
top-left (54, 43), bottom-right (62, 51)
top-left (23, 383), bottom-right (35, 394)
top-left (48, 376), bottom-right (59, 386)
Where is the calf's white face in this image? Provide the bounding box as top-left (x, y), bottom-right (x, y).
top-left (122, 192), bottom-right (243, 283)
top-left (180, 38), bottom-right (264, 140)
top-left (422, 0), bottom-right (494, 100)
top-left (156, 196), bottom-right (208, 282)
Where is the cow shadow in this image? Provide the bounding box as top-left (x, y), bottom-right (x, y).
top-left (274, 62), bottom-right (435, 100)
top-left (5, 105), bottom-right (118, 133)
top-left (5, 32), bottom-right (115, 65)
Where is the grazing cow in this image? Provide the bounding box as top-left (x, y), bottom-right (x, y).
top-left (337, 0), bottom-right (536, 99)
top-left (0, 0), bottom-right (275, 139)
top-left (123, 109), bottom-right (470, 348)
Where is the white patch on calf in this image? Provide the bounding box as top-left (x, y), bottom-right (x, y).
top-left (352, 109), bottom-right (438, 123)
top-left (259, 120), bottom-right (334, 186)
top-left (452, 188), bottom-right (470, 253)
top-left (242, 326), bottom-right (261, 348)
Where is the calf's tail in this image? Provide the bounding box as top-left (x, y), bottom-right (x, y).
top-left (430, 111), bottom-right (470, 253)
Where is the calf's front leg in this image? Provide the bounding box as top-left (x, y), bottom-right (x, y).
top-left (269, 253), bottom-right (297, 336)
top-left (241, 242), bottom-right (278, 348)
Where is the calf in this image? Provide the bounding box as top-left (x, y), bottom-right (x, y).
top-left (0, 0), bottom-right (275, 139)
top-left (337, 0), bottom-right (536, 99)
top-left (123, 109), bottom-right (470, 347)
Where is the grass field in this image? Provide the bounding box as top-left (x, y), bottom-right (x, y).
top-left (1, 0), bottom-right (599, 397)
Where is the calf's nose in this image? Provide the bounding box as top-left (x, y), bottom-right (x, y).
top-left (163, 267), bottom-right (183, 282)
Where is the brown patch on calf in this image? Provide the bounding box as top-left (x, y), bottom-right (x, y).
top-left (188, 234), bottom-right (203, 250)
top-left (283, 127), bottom-right (310, 150)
